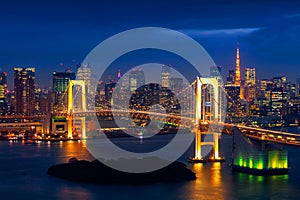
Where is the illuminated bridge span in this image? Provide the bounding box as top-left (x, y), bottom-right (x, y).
top-left (236, 125), bottom-right (300, 146)
top-left (208, 123), bottom-right (300, 147)
top-left (56, 109), bottom-right (194, 127)
top-left (51, 77), bottom-right (226, 162)
top-left (51, 77), bottom-right (300, 167)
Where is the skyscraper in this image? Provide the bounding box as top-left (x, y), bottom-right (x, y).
top-left (52, 70), bottom-right (76, 93)
top-left (161, 65), bottom-right (171, 88)
top-left (52, 69), bottom-right (76, 109)
top-left (226, 69), bottom-right (235, 85)
top-left (296, 78), bottom-right (300, 97)
top-left (225, 84), bottom-right (241, 115)
top-left (77, 64), bottom-right (91, 93)
top-left (245, 68), bottom-right (256, 86)
top-left (0, 72), bottom-right (7, 115)
top-left (14, 68), bottom-right (35, 115)
top-left (170, 77), bottom-right (183, 93)
top-left (129, 68), bottom-right (145, 92)
top-left (210, 66), bottom-right (222, 77)
top-left (244, 68), bottom-right (256, 102)
top-left (105, 82), bottom-right (116, 107)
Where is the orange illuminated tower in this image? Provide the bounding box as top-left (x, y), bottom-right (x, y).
top-left (235, 46), bottom-right (244, 99)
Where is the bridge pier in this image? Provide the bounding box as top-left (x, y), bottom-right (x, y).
top-left (189, 129), bottom-right (206, 163)
top-left (79, 117), bottom-right (86, 139)
top-left (208, 132), bottom-right (225, 162)
top-left (232, 126), bottom-right (289, 175)
top-left (67, 80), bottom-right (86, 139)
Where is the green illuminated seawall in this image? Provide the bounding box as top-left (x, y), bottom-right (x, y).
top-left (232, 127), bottom-right (289, 175)
top-left (233, 151), bottom-right (288, 170)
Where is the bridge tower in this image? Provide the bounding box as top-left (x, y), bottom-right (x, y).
top-left (67, 80), bottom-right (86, 139)
top-left (190, 76), bottom-right (225, 163)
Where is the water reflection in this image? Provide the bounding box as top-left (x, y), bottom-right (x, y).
top-left (56, 141), bottom-right (93, 163)
top-left (55, 185), bottom-right (96, 199)
top-left (179, 163), bottom-right (225, 200)
top-left (233, 172), bottom-right (290, 199)
top-left (1, 138), bottom-right (299, 199)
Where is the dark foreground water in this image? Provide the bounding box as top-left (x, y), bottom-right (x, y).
top-left (0, 130), bottom-right (300, 200)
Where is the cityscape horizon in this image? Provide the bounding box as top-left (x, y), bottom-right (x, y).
top-left (0, 1), bottom-right (300, 199)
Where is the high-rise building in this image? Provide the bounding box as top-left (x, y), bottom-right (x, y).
top-left (273, 75), bottom-right (287, 88)
top-left (0, 72), bottom-right (7, 115)
top-left (129, 83), bottom-right (161, 112)
top-left (226, 69), bottom-right (235, 85)
top-left (263, 78), bottom-right (288, 116)
top-left (285, 82), bottom-right (296, 99)
top-left (161, 65), bottom-right (171, 88)
top-left (210, 66), bottom-right (222, 77)
top-left (14, 68), bottom-right (35, 115)
top-left (296, 78), bottom-right (300, 97)
top-left (257, 79), bottom-right (271, 99)
top-left (105, 82), bottom-right (116, 107)
top-left (52, 70), bottom-right (76, 93)
top-left (6, 90), bottom-right (14, 115)
top-left (245, 68), bottom-right (256, 86)
top-left (52, 69), bottom-right (76, 110)
top-left (76, 64), bottom-right (91, 93)
top-left (35, 87), bottom-right (49, 115)
top-left (129, 68), bottom-right (145, 92)
top-left (225, 84), bottom-right (241, 115)
top-left (244, 68), bottom-right (256, 102)
top-left (170, 77), bottom-right (183, 93)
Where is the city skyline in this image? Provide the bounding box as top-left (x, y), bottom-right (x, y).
top-left (0, 2), bottom-right (300, 199)
top-left (1, 52), bottom-right (298, 91)
top-left (0, 0), bottom-right (299, 88)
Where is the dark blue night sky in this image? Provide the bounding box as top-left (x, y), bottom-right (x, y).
top-left (0, 0), bottom-right (299, 88)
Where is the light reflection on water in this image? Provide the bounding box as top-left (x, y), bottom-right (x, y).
top-left (0, 135), bottom-right (300, 199)
top-left (184, 163), bottom-right (225, 200)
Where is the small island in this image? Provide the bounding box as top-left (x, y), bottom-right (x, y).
top-left (47, 157), bottom-right (196, 184)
